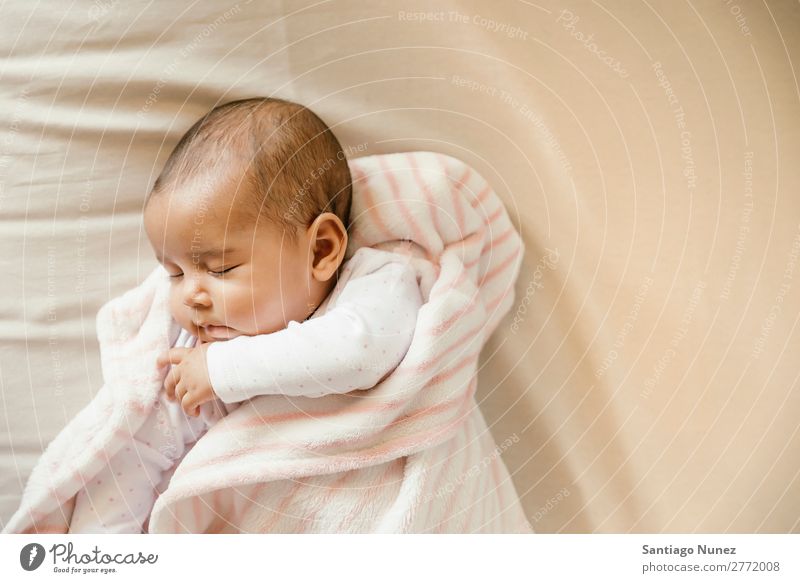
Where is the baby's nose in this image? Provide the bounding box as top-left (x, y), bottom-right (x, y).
top-left (183, 284), bottom-right (212, 308)
top-left (184, 292), bottom-right (211, 308)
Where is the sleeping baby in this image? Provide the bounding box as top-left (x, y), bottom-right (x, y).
top-left (68, 97), bottom-right (422, 533)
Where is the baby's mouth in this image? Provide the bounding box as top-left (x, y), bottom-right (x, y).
top-left (196, 323), bottom-right (238, 341)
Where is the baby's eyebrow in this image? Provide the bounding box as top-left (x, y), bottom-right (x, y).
top-left (154, 247), bottom-right (236, 263)
top-left (196, 248), bottom-right (236, 259)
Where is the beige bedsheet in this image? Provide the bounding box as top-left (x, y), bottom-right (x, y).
top-left (1, 0), bottom-right (798, 532)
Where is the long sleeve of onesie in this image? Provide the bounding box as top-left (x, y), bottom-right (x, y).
top-left (206, 253), bottom-right (422, 402)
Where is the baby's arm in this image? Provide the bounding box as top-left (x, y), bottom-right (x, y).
top-left (68, 392), bottom-right (207, 533)
top-left (206, 260), bottom-right (422, 401)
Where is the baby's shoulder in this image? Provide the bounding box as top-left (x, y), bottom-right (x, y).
top-left (343, 245), bottom-right (415, 274)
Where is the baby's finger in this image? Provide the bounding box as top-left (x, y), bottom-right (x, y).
top-left (164, 368), bottom-right (180, 401)
top-left (175, 382), bottom-right (187, 403)
top-left (156, 348), bottom-right (189, 368)
top-left (180, 392), bottom-right (197, 417)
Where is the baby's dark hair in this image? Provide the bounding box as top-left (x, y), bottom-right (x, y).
top-left (146, 97), bottom-right (352, 235)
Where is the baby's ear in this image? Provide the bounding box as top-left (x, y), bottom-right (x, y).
top-left (307, 213), bottom-right (348, 281)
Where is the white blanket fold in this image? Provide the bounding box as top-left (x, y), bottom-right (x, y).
top-left (5, 151), bottom-right (532, 533)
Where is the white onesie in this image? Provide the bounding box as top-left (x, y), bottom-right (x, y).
top-left (68, 247), bottom-right (422, 533)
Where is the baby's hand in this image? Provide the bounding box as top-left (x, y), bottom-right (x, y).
top-left (156, 342), bottom-right (216, 417)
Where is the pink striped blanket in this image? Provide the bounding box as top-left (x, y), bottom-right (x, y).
top-left (4, 151), bottom-right (533, 533)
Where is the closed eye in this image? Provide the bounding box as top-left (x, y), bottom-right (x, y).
top-left (209, 265), bottom-right (239, 277)
top-left (168, 272), bottom-right (183, 279)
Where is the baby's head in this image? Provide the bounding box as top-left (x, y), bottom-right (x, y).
top-left (143, 97), bottom-right (352, 343)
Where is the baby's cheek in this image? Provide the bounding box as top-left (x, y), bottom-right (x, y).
top-left (167, 291), bottom-right (187, 325)
top-left (218, 284), bottom-right (258, 325)
top-left (250, 289), bottom-right (289, 333)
